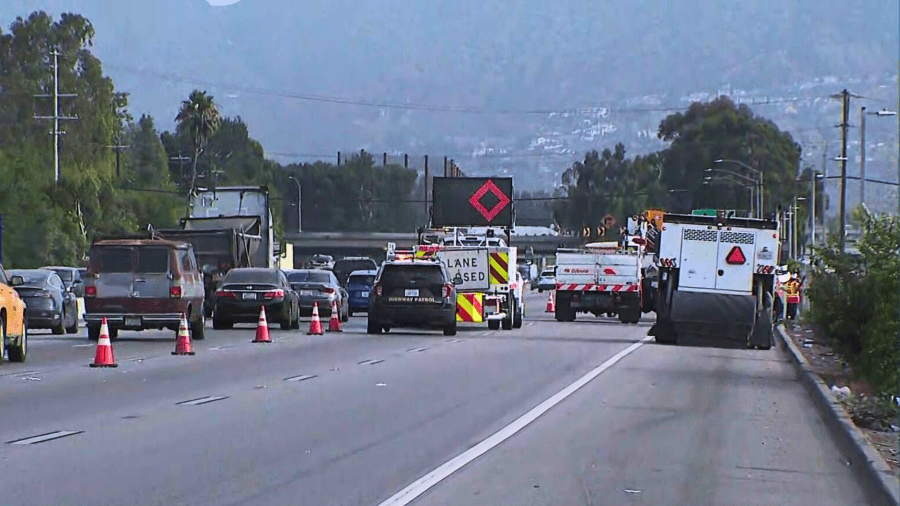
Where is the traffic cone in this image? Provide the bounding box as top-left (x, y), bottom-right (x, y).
top-left (308, 302), bottom-right (324, 335)
top-left (90, 318), bottom-right (118, 368)
top-left (327, 301), bottom-right (343, 332)
top-left (545, 292), bottom-right (555, 313)
top-left (172, 313), bottom-right (196, 355)
top-left (253, 306), bottom-right (273, 343)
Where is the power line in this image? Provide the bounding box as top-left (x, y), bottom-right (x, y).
top-left (103, 62), bottom-right (817, 115)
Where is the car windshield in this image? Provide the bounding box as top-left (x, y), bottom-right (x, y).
top-left (49, 269), bottom-right (73, 281)
top-left (287, 271), bottom-right (331, 283)
top-left (334, 259), bottom-right (376, 275)
top-left (381, 265), bottom-right (444, 285)
top-left (9, 270), bottom-right (49, 285)
top-left (224, 269), bottom-right (279, 284)
top-left (349, 274), bottom-right (376, 285)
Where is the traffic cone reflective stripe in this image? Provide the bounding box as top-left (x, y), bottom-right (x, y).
top-left (253, 306), bottom-right (273, 343)
top-left (172, 313), bottom-right (196, 355)
top-left (90, 318), bottom-right (118, 368)
top-left (327, 301), bottom-right (343, 332)
top-left (545, 292), bottom-right (555, 313)
top-left (308, 302), bottom-right (323, 335)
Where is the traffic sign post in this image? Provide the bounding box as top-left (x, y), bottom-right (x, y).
top-left (431, 177), bottom-right (514, 228)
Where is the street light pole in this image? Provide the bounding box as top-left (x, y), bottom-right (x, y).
top-left (859, 107), bottom-right (898, 207)
top-left (713, 159), bottom-right (764, 218)
top-left (288, 176), bottom-right (301, 233)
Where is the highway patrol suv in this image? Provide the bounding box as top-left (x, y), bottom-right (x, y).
top-left (367, 243), bottom-right (458, 336)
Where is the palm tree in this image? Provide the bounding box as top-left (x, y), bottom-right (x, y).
top-left (175, 89), bottom-right (222, 194)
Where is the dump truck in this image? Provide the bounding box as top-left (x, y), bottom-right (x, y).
top-left (648, 210), bottom-right (779, 348)
top-left (189, 186), bottom-right (275, 268)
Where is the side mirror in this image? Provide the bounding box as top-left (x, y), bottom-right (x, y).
top-left (9, 275), bottom-right (24, 286)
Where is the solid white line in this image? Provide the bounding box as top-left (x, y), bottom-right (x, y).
top-left (8, 430), bottom-right (83, 445)
top-left (376, 336), bottom-right (652, 506)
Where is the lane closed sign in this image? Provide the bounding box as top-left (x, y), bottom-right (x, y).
top-left (437, 249), bottom-right (490, 291)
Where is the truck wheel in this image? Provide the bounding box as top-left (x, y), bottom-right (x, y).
top-left (367, 318), bottom-right (382, 334)
top-left (502, 314), bottom-right (512, 330)
top-left (488, 319), bottom-right (500, 330)
top-left (513, 309), bottom-right (523, 329)
top-left (191, 313), bottom-right (206, 341)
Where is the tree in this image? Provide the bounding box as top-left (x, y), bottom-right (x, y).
top-left (175, 89), bottom-right (221, 193)
top-left (657, 96), bottom-right (801, 215)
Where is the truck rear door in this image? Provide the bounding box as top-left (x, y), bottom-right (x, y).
top-left (678, 228), bottom-right (718, 290)
top-left (555, 252), bottom-right (599, 288)
top-left (132, 247), bottom-right (176, 314)
top-left (596, 254), bottom-right (640, 287)
top-left (715, 230), bottom-right (756, 293)
top-left (92, 246), bottom-right (137, 314)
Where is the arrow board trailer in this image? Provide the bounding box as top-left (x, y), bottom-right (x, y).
top-left (415, 245), bottom-right (519, 330)
top-left (650, 212), bottom-right (779, 349)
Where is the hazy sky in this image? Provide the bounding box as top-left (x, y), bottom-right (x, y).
top-left (206, 0), bottom-right (241, 5)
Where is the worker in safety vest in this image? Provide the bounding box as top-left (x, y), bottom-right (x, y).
top-left (785, 273), bottom-right (802, 320)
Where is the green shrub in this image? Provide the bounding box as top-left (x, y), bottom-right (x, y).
top-left (808, 208), bottom-right (899, 398)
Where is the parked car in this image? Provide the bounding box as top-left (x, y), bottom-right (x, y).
top-left (534, 268), bottom-right (557, 292)
top-left (213, 268), bottom-right (300, 330)
top-left (332, 257), bottom-right (378, 287)
top-left (83, 238), bottom-right (206, 341)
top-left (285, 269), bottom-right (348, 321)
top-left (41, 266), bottom-right (85, 298)
top-left (8, 269), bottom-right (78, 334)
top-left (367, 257), bottom-right (457, 335)
top-left (0, 264), bottom-right (28, 362)
top-left (346, 269), bottom-right (377, 316)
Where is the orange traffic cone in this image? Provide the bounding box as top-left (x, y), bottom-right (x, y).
top-left (253, 306), bottom-right (273, 343)
top-left (545, 292), bottom-right (555, 313)
top-left (308, 302), bottom-right (324, 335)
top-left (172, 313), bottom-right (196, 355)
top-left (90, 318), bottom-right (118, 368)
top-left (327, 301), bottom-right (343, 332)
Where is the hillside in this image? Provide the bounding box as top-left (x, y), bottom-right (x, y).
top-left (3, 0), bottom-right (898, 208)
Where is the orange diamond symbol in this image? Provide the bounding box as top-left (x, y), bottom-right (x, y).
top-left (468, 180), bottom-right (510, 222)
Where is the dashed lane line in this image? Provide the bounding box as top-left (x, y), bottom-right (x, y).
top-left (7, 430), bottom-right (83, 445)
top-left (284, 374), bottom-right (317, 382)
top-left (176, 395), bottom-right (228, 406)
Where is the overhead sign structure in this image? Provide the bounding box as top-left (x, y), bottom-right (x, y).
top-left (432, 177), bottom-right (513, 227)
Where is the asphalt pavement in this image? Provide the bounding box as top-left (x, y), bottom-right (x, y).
top-left (0, 291), bottom-right (871, 505)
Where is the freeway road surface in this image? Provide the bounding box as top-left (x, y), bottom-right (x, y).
top-left (0, 291), bottom-right (872, 505)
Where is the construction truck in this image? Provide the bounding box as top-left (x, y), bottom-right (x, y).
top-left (553, 216), bottom-right (650, 324)
top-left (189, 186), bottom-right (275, 268)
top-left (648, 209), bottom-right (779, 348)
top-left (414, 229), bottom-right (521, 330)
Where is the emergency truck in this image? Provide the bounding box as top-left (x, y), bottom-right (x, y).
top-left (414, 230), bottom-right (521, 330)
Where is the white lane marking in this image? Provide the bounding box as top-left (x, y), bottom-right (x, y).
top-left (177, 395), bottom-right (228, 406)
top-left (369, 359), bottom-right (384, 365)
top-left (72, 343), bottom-right (94, 348)
top-left (377, 336), bottom-right (652, 506)
top-left (7, 430), bottom-right (83, 445)
top-left (358, 359), bottom-right (374, 365)
top-left (285, 374), bottom-right (317, 382)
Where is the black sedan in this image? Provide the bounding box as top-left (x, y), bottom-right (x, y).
top-left (212, 268), bottom-right (300, 330)
top-left (285, 269), bottom-right (349, 321)
top-left (9, 269), bottom-right (78, 334)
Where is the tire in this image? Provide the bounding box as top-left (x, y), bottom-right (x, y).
top-left (488, 319), bottom-right (500, 330)
top-left (341, 305), bottom-right (349, 323)
top-left (88, 324), bottom-right (100, 341)
top-left (65, 310), bottom-right (79, 334)
top-left (52, 316), bottom-right (66, 335)
top-left (443, 322), bottom-right (457, 336)
top-left (9, 318), bottom-right (27, 362)
top-left (366, 318), bottom-right (382, 334)
top-left (109, 328), bottom-right (118, 340)
top-left (348, 308), bottom-right (354, 318)
top-left (0, 315), bottom-right (5, 363)
top-left (538, 288), bottom-right (543, 293)
top-left (501, 313), bottom-right (512, 330)
top-left (513, 309), bottom-right (523, 329)
top-left (291, 307), bottom-right (300, 329)
top-left (280, 313), bottom-right (292, 331)
top-left (191, 312), bottom-right (206, 341)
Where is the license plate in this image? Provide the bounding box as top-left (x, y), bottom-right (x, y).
top-left (405, 289), bottom-right (419, 297)
top-left (300, 290), bottom-right (313, 296)
top-left (125, 317), bottom-right (141, 327)
top-left (358, 291), bottom-right (368, 298)
top-left (242, 292), bottom-right (256, 300)
top-left (758, 250), bottom-right (773, 260)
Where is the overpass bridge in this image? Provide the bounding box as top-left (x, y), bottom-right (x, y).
top-left (282, 231), bottom-right (584, 261)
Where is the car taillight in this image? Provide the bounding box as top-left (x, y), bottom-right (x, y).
top-left (443, 284), bottom-right (453, 298)
top-left (216, 290), bottom-right (237, 299)
top-left (374, 284), bottom-right (382, 296)
top-left (264, 289), bottom-right (285, 299)
top-left (322, 287), bottom-right (335, 294)
top-left (170, 286), bottom-right (182, 298)
top-left (84, 285), bottom-right (97, 297)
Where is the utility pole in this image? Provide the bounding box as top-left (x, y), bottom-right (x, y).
top-left (837, 89), bottom-right (850, 254)
top-left (170, 152), bottom-right (190, 188)
top-left (34, 50), bottom-right (78, 185)
top-left (423, 155), bottom-right (429, 218)
top-left (108, 135), bottom-right (129, 179)
top-left (859, 106), bottom-right (867, 206)
top-left (337, 151), bottom-right (341, 167)
top-left (443, 156), bottom-right (448, 177)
